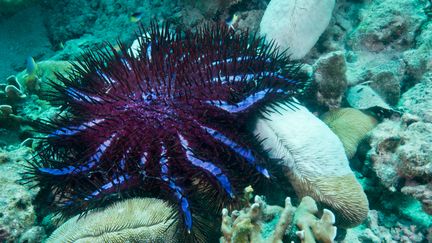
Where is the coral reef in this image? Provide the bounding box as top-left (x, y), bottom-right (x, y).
top-left (0, 75), bottom-right (30, 146)
top-left (321, 108), bottom-right (377, 159)
top-left (0, 0), bottom-right (431, 241)
top-left (253, 103), bottom-right (368, 228)
top-left (46, 198), bottom-right (179, 243)
top-left (260, 0), bottom-right (335, 60)
top-left (0, 72), bottom-right (59, 147)
top-left (220, 190), bottom-right (336, 243)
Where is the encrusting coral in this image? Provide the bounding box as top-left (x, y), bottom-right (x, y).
top-left (253, 103), bottom-right (369, 228)
top-left (46, 198), bottom-right (180, 243)
top-left (321, 108), bottom-right (377, 159)
top-left (220, 187), bottom-right (337, 243)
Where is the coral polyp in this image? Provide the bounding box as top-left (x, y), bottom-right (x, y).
top-left (26, 22), bottom-right (306, 238)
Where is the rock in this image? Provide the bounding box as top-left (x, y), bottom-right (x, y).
top-left (398, 74), bottom-right (432, 123)
top-left (18, 226), bottom-right (46, 243)
top-left (236, 10), bottom-right (264, 34)
top-left (367, 119), bottom-right (402, 191)
top-left (369, 70), bottom-right (401, 106)
top-left (259, 0), bottom-right (335, 59)
top-left (367, 75), bottom-right (432, 215)
top-left (312, 51), bottom-right (348, 110)
top-left (348, 0), bottom-right (427, 52)
top-left (0, 147), bottom-right (38, 242)
top-left (346, 84), bottom-right (392, 111)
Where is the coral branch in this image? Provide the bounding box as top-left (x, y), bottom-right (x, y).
top-left (220, 188), bottom-right (337, 243)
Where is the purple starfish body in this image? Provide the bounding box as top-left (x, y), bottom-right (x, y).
top-left (27, 23), bottom-right (306, 236)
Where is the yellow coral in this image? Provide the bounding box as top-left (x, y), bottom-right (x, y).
top-left (321, 108), bottom-right (377, 159)
top-left (16, 60), bottom-right (73, 99)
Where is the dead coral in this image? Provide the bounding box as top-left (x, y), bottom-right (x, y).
top-left (368, 113), bottom-right (432, 214)
top-left (401, 184), bottom-right (432, 215)
top-left (220, 190), bottom-right (337, 243)
top-left (345, 210), bottom-right (428, 243)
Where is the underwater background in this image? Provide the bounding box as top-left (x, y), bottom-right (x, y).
top-left (0, 0), bottom-right (431, 242)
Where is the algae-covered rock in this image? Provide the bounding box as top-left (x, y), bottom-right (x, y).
top-left (367, 76), bottom-right (432, 216)
top-left (399, 74), bottom-right (432, 123)
top-left (312, 51), bottom-right (348, 110)
top-left (0, 147), bottom-right (38, 242)
top-left (348, 0), bottom-right (427, 52)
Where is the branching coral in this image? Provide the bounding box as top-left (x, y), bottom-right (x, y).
top-left (0, 75), bottom-right (28, 133)
top-left (220, 191), bottom-right (337, 243)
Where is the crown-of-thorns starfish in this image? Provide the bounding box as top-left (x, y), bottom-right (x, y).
top-left (24, 22), bottom-right (306, 239)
